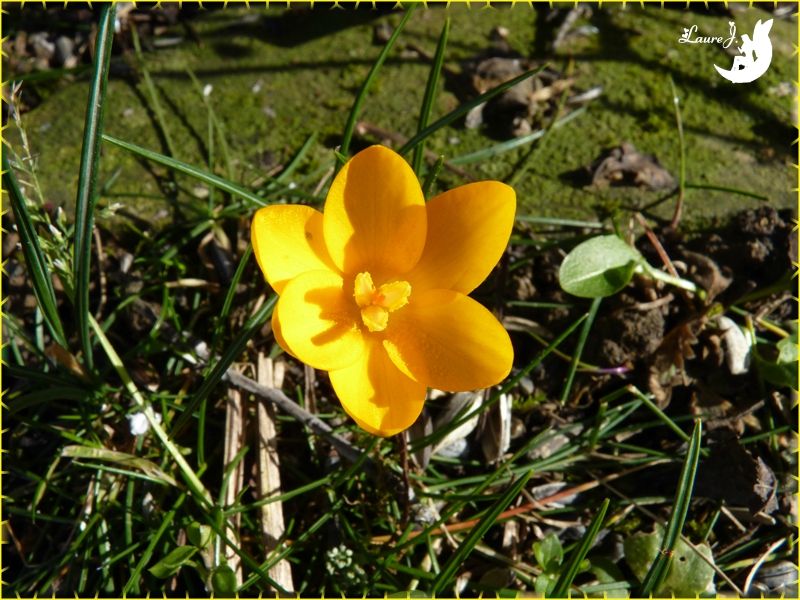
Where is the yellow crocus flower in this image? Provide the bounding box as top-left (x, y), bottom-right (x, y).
top-left (251, 145), bottom-right (515, 436)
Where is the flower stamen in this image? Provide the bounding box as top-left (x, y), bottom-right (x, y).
top-left (354, 272), bottom-right (411, 332)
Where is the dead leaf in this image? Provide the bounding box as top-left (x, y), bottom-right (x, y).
top-left (481, 393), bottom-right (512, 464)
top-left (648, 320), bottom-right (701, 407)
top-left (429, 391), bottom-right (484, 458)
top-left (590, 143), bottom-right (675, 191)
top-left (46, 343), bottom-right (89, 381)
top-left (680, 250), bottom-right (732, 302)
top-left (695, 430), bottom-right (779, 517)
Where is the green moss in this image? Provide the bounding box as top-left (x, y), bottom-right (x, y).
top-left (7, 5), bottom-right (794, 228)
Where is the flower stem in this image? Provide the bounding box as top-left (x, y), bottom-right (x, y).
top-left (636, 263), bottom-right (706, 300)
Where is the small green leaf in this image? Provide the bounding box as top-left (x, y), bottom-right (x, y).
top-left (211, 564), bottom-right (238, 596)
top-left (639, 419), bottom-right (702, 595)
top-left (758, 356), bottom-right (798, 389)
top-left (186, 522), bottom-right (212, 549)
top-left (776, 334), bottom-right (798, 364)
top-left (756, 332), bottom-right (798, 390)
top-left (588, 557), bottom-right (629, 598)
top-left (558, 235), bottom-right (643, 298)
top-left (533, 533), bottom-right (563, 571)
top-left (148, 545), bottom-right (197, 578)
top-left (624, 525), bottom-right (715, 596)
top-left (534, 572), bottom-right (557, 596)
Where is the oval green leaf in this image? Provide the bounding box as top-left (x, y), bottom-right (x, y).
top-left (624, 526), bottom-right (716, 596)
top-left (211, 565), bottom-right (238, 596)
top-left (186, 522), bottom-right (213, 549)
top-left (559, 235), bottom-right (643, 298)
top-left (148, 545), bottom-right (197, 579)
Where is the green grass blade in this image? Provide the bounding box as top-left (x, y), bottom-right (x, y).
top-left (339, 7), bottom-right (416, 160)
top-left (515, 214), bottom-right (604, 229)
top-left (560, 297), bottom-right (602, 403)
top-left (421, 154), bottom-right (444, 198)
top-left (411, 18), bottom-right (449, 175)
top-left (430, 471), bottom-right (533, 596)
top-left (450, 106), bottom-right (586, 166)
top-left (73, 3), bottom-right (117, 370)
top-left (172, 295), bottom-right (277, 437)
top-left (2, 150), bottom-right (67, 347)
top-left (270, 132), bottom-right (318, 188)
top-left (552, 498), bottom-right (611, 597)
top-left (123, 491), bottom-right (188, 595)
top-left (398, 64), bottom-right (547, 156)
top-left (668, 75), bottom-right (685, 228)
top-left (89, 315), bottom-right (212, 507)
top-left (102, 134), bottom-right (266, 206)
top-left (627, 385), bottom-right (691, 444)
top-left (131, 22), bottom-right (176, 158)
top-left (640, 419), bottom-right (703, 596)
top-left (684, 182), bottom-right (768, 201)
top-left (218, 245), bottom-right (253, 332)
top-left (186, 67), bottom-right (234, 180)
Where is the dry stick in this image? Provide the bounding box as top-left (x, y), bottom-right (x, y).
top-left (742, 537), bottom-right (787, 596)
top-left (223, 370), bottom-right (372, 472)
top-left (223, 369), bottom-right (245, 585)
top-left (126, 297), bottom-right (370, 470)
top-left (303, 364), bottom-right (317, 415)
top-left (93, 226), bottom-right (108, 318)
top-left (635, 212), bottom-right (680, 278)
top-left (256, 355), bottom-right (294, 593)
top-left (369, 460), bottom-right (667, 545)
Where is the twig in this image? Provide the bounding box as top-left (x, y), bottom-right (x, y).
top-left (743, 537), bottom-right (787, 596)
top-left (635, 212), bottom-right (679, 278)
top-left (127, 298), bottom-right (371, 473)
top-left (369, 460), bottom-right (666, 544)
top-left (552, 5), bottom-right (588, 51)
top-left (224, 370), bottom-right (372, 473)
top-left (93, 226), bottom-right (108, 319)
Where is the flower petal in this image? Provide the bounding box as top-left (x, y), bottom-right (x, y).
top-left (323, 146), bottom-right (426, 277)
top-left (329, 338), bottom-right (427, 437)
top-left (270, 301), bottom-right (295, 359)
top-left (383, 289), bottom-right (514, 391)
top-left (274, 270), bottom-right (364, 371)
top-left (252, 205), bottom-right (338, 294)
top-left (405, 181), bottom-right (516, 294)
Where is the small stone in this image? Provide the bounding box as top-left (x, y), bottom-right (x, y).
top-left (54, 36), bottom-right (76, 68)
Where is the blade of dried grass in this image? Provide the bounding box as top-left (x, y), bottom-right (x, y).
top-left (256, 355), bottom-right (294, 593)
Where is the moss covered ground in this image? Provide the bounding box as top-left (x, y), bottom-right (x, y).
top-left (6, 4), bottom-right (795, 225)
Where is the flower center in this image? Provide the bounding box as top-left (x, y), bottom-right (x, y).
top-left (353, 272), bottom-right (411, 333)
